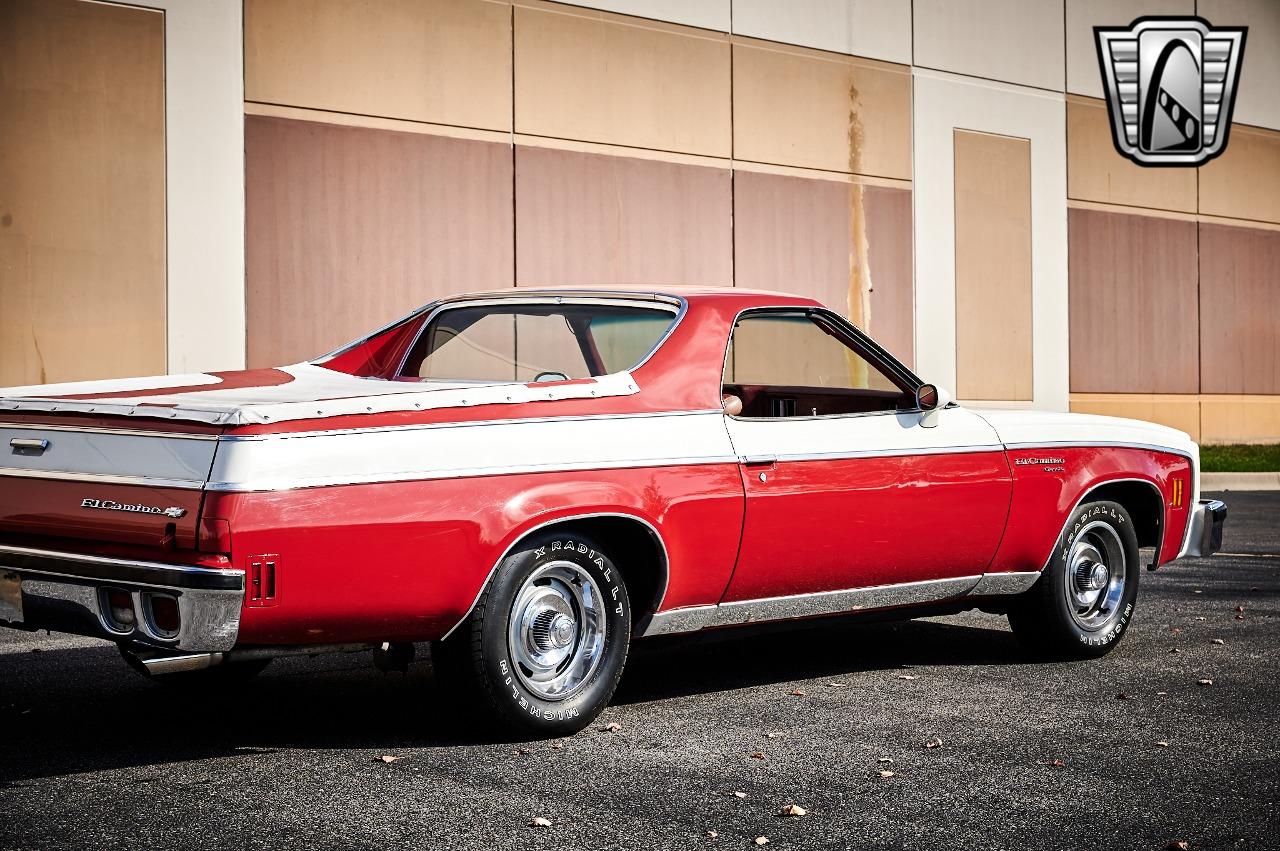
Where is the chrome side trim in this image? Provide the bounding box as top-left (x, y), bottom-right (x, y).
top-left (218, 408), bottom-right (724, 442)
top-left (639, 575), bottom-right (983, 636)
top-left (439, 511), bottom-right (671, 642)
top-left (1004, 440), bottom-right (1191, 457)
top-left (770, 445), bottom-right (1002, 463)
top-left (0, 422), bottom-right (219, 440)
top-left (969, 571), bottom-right (1042, 596)
top-left (204, 454), bottom-right (742, 493)
top-left (0, 467), bottom-right (205, 490)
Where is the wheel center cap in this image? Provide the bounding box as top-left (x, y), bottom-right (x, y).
top-left (1088, 563), bottom-right (1109, 590)
top-left (549, 614), bottom-right (575, 648)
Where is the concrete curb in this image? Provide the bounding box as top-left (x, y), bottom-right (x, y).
top-left (1202, 472), bottom-right (1280, 491)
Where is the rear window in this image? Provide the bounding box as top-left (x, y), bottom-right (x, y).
top-left (399, 303), bottom-right (677, 382)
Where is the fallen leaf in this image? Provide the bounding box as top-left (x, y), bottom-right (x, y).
top-left (1156, 691), bottom-right (1168, 696)
top-left (705, 830), bottom-right (718, 839)
top-left (878, 770), bottom-right (895, 778)
top-left (1116, 692), bottom-right (1131, 700)
top-left (1235, 605), bottom-right (1245, 612)
top-left (731, 791), bottom-right (748, 799)
top-left (755, 837), bottom-right (769, 846)
top-left (1156, 741), bottom-right (1170, 747)
top-left (790, 689), bottom-right (807, 697)
top-left (373, 755), bottom-right (401, 764)
top-left (1039, 759), bottom-right (1067, 768)
top-left (826, 682), bottom-right (846, 688)
top-left (514, 748), bottom-right (532, 755)
top-left (530, 817), bottom-right (552, 828)
top-left (1192, 590), bottom-right (1203, 594)
top-left (601, 722), bottom-right (622, 733)
top-left (750, 751), bottom-right (766, 760)
top-left (1198, 679), bottom-right (1214, 686)
top-left (924, 737), bottom-right (943, 749)
top-left (897, 674), bottom-right (918, 680)
top-left (1171, 627), bottom-right (1182, 635)
top-left (1169, 648), bottom-right (1182, 654)
top-left (1236, 613), bottom-right (1245, 620)
top-left (779, 804), bottom-right (807, 817)
top-left (1211, 639), bottom-right (1225, 645)
top-left (550, 741), bottom-right (565, 750)
top-left (877, 757), bottom-right (894, 764)
top-left (1195, 616), bottom-right (1207, 622)
top-left (1164, 841), bottom-right (1190, 851)
top-left (766, 731), bottom-right (785, 739)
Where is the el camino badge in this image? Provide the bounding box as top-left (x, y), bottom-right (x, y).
top-left (81, 498), bottom-right (186, 519)
top-left (1015, 456), bottom-right (1066, 473)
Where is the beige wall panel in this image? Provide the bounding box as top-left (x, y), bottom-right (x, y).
top-left (0, 0), bottom-right (166, 386)
top-left (244, 0), bottom-right (512, 132)
top-left (554, 0), bottom-right (730, 31)
top-left (733, 42), bottom-right (911, 179)
top-left (1067, 96), bottom-right (1197, 212)
top-left (1199, 223), bottom-right (1280, 395)
top-left (1068, 209), bottom-right (1199, 393)
top-left (731, 173), bottom-right (913, 366)
top-left (862, 185), bottom-right (914, 367)
top-left (1198, 125), bottom-right (1280, 225)
top-left (1201, 396), bottom-right (1280, 444)
top-left (914, 0), bottom-right (1065, 91)
top-left (730, 0), bottom-right (912, 64)
top-left (1065, 0), bottom-right (1195, 98)
top-left (954, 130), bottom-right (1033, 401)
top-left (244, 117), bottom-right (514, 368)
top-left (1198, 0), bottom-right (1280, 131)
top-left (1069, 394), bottom-right (1202, 441)
top-left (514, 4), bottom-right (731, 157)
top-left (515, 145), bottom-right (732, 286)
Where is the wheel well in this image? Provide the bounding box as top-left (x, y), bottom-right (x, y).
top-left (1085, 480), bottom-right (1163, 548)
top-left (531, 515), bottom-right (668, 626)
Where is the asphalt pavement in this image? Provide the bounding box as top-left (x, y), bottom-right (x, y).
top-left (1, 491), bottom-right (1276, 850)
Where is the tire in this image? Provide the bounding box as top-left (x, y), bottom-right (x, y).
top-left (118, 644), bottom-right (272, 687)
top-left (432, 530), bottom-right (631, 737)
top-left (1008, 499), bottom-right (1140, 659)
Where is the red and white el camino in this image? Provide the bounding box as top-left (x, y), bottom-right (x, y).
top-left (0, 288), bottom-right (1225, 733)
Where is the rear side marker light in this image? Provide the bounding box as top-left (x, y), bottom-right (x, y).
top-left (145, 593), bottom-right (181, 638)
top-left (248, 555), bottom-right (280, 608)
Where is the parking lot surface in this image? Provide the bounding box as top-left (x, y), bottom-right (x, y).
top-left (1, 492), bottom-right (1276, 850)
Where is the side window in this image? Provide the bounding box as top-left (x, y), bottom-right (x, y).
top-left (723, 313), bottom-right (911, 417)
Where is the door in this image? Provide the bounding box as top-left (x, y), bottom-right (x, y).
top-left (719, 310), bottom-right (1012, 603)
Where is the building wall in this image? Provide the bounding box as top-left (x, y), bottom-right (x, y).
top-left (2, 0), bottom-right (1278, 443)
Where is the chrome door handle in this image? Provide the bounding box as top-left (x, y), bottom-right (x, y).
top-left (741, 454), bottom-right (777, 466)
top-left (9, 438), bottom-right (49, 455)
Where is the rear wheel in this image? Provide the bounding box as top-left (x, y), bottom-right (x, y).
top-left (1008, 499), bottom-right (1140, 659)
top-left (432, 530), bottom-right (630, 737)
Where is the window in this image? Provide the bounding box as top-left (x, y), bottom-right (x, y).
top-left (400, 303), bottom-right (676, 382)
top-left (722, 312), bottom-right (912, 417)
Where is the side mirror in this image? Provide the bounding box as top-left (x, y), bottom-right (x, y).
top-left (916, 384), bottom-right (952, 429)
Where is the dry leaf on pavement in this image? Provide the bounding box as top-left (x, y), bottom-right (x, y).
top-left (779, 804), bottom-right (807, 817)
top-left (878, 770), bottom-right (895, 778)
top-left (1198, 679), bottom-right (1214, 686)
top-left (766, 732), bottom-right (785, 739)
top-left (1211, 639), bottom-right (1225, 645)
top-left (1039, 759), bottom-right (1067, 768)
top-left (755, 837), bottom-right (769, 846)
top-left (705, 830), bottom-right (718, 839)
top-left (877, 757), bottom-right (894, 763)
top-left (373, 755), bottom-right (401, 764)
top-left (750, 751), bottom-right (766, 760)
top-left (897, 675), bottom-right (918, 681)
top-left (601, 722), bottom-right (622, 733)
top-left (731, 791), bottom-right (748, 799)
top-left (924, 738), bottom-right (943, 749)
top-left (530, 817), bottom-right (552, 828)
top-left (790, 689), bottom-right (807, 697)
top-left (1156, 741), bottom-right (1170, 747)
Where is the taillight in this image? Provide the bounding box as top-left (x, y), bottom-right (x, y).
top-left (198, 517), bottom-right (233, 554)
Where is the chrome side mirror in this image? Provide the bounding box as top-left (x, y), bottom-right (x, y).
top-left (917, 384), bottom-right (952, 429)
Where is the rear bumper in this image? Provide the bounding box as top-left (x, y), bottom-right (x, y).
top-left (0, 544), bottom-right (244, 651)
top-left (1181, 499), bottom-right (1228, 559)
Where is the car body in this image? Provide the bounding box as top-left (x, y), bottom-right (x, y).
top-left (0, 287), bottom-right (1226, 731)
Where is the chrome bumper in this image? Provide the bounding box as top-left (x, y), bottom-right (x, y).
top-left (1182, 499), bottom-right (1228, 558)
top-left (0, 544), bottom-right (244, 652)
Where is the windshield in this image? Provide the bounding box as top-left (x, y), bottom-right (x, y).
top-left (398, 302), bottom-right (677, 382)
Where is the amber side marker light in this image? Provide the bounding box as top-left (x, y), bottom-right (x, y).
top-left (1171, 478), bottom-right (1184, 508)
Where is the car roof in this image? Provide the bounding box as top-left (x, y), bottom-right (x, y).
top-left (444, 285), bottom-right (821, 308)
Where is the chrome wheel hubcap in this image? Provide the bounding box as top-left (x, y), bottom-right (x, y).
top-left (1065, 521), bottom-right (1127, 632)
top-left (508, 561), bottom-right (606, 700)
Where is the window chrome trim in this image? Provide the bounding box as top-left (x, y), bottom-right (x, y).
top-left (390, 293), bottom-right (687, 383)
top-left (0, 467), bottom-right (205, 490)
top-left (440, 511), bottom-right (671, 642)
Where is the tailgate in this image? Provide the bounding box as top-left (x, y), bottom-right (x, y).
top-left (0, 422), bottom-right (216, 547)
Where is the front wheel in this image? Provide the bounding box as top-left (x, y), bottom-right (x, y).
top-left (1008, 499), bottom-right (1140, 659)
top-left (432, 530), bottom-right (631, 737)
